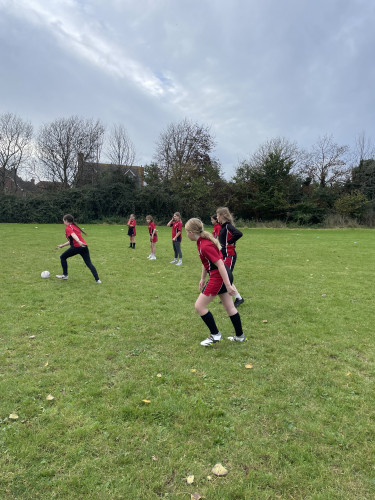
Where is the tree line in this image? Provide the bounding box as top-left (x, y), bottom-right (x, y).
top-left (1, 112), bottom-right (375, 225)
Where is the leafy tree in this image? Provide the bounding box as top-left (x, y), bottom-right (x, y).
top-left (36, 116), bottom-right (105, 188)
top-left (233, 149), bottom-right (301, 220)
top-left (334, 190), bottom-right (368, 219)
top-left (0, 112), bottom-right (33, 193)
top-left (351, 159), bottom-right (375, 200)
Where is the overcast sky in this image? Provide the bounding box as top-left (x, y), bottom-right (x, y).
top-left (0, 0), bottom-right (374, 179)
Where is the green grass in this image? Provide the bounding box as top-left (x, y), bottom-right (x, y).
top-left (1, 224), bottom-right (375, 499)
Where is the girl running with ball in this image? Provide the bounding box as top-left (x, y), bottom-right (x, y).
top-left (185, 218), bottom-right (246, 346)
top-left (56, 214), bottom-right (101, 283)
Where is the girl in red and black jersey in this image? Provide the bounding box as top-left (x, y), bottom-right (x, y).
top-left (211, 214), bottom-right (221, 239)
top-left (167, 212), bottom-right (183, 265)
top-left (217, 207), bottom-right (244, 307)
top-left (126, 214), bottom-right (137, 249)
top-left (146, 215), bottom-right (157, 260)
top-left (56, 214), bottom-right (101, 283)
top-left (185, 218), bottom-right (246, 346)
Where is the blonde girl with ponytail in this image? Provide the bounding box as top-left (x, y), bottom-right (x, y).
top-left (185, 218), bottom-right (246, 346)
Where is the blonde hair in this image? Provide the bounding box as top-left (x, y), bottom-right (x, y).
top-left (185, 218), bottom-right (221, 250)
top-left (216, 207), bottom-right (233, 224)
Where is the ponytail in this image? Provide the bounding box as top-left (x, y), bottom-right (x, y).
top-left (63, 214), bottom-right (87, 235)
top-left (185, 218), bottom-right (221, 251)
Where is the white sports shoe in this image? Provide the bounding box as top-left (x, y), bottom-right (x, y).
top-left (96, 280), bottom-right (102, 284)
top-left (227, 334), bottom-right (247, 342)
top-left (170, 259), bottom-right (177, 263)
top-left (200, 332), bottom-right (222, 346)
top-left (56, 274), bottom-right (68, 280)
top-left (150, 255), bottom-right (156, 260)
top-left (176, 260), bottom-right (182, 266)
top-left (147, 254), bottom-right (152, 259)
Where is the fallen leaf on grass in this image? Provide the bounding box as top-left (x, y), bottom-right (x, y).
top-left (44, 361), bottom-right (49, 367)
top-left (152, 455), bottom-right (158, 461)
top-left (156, 373), bottom-right (162, 378)
top-left (206, 475), bottom-right (212, 481)
top-left (142, 399), bottom-right (151, 404)
top-left (46, 394), bottom-right (54, 401)
top-left (212, 463), bottom-right (228, 476)
top-left (262, 320), bottom-right (268, 323)
top-left (9, 413), bottom-right (19, 420)
top-left (346, 372), bottom-right (351, 376)
top-left (29, 335), bottom-right (36, 339)
top-left (191, 493), bottom-right (203, 500)
top-left (184, 475), bottom-right (194, 484)
top-left (245, 363), bottom-right (253, 369)
top-left (322, 294), bottom-right (327, 297)
top-left (190, 369), bottom-right (197, 373)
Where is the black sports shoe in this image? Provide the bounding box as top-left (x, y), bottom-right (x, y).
top-left (234, 297), bottom-right (244, 307)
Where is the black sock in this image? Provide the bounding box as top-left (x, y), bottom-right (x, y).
top-left (200, 311), bottom-right (219, 336)
top-left (229, 312), bottom-right (243, 337)
top-left (133, 243), bottom-right (136, 248)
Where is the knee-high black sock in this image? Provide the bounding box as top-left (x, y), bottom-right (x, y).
top-left (229, 312), bottom-right (243, 337)
top-left (200, 311), bottom-right (219, 336)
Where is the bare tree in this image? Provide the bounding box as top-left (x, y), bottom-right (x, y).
top-left (0, 112), bottom-right (33, 193)
top-left (155, 118), bottom-right (217, 183)
top-left (349, 131), bottom-right (375, 168)
top-left (301, 134), bottom-right (349, 187)
top-left (106, 124), bottom-right (136, 166)
top-left (36, 116), bottom-right (105, 188)
top-left (247, 136), bottom-right (307, 173)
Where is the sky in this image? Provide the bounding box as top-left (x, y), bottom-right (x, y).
top-left (1, 0), bottom-right (374, 179)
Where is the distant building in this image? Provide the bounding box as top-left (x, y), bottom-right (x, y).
top-left (76, 153), bottom-right (144, 187)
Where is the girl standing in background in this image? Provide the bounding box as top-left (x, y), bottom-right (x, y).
top-left (126, 214), bottom-right (137, 249)
top-left (146, 215), bottom-right (157, 260)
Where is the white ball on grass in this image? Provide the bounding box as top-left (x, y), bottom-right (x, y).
top-left (41, 270), bottom-right (50, 279)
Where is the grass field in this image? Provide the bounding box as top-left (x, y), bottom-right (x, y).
top-left (1, 223), bottom-right (375, 499)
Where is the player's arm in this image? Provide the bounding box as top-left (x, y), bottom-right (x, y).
top-left (227, 224), bottom-right (243, 244)
top-left (57, 241), bottom-right (69, 249)
top-left (214, 259), bottom-right (236, 296)
top-left (199, 265), bottom-right (208, 290)
top-left (71, 233), bottom-right (86, 246)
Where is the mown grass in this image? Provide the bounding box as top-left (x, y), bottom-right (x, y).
top-left (1, 223), bottom-right (375, 499)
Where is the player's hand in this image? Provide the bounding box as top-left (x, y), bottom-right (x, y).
top-left (199, 279), bottom-right (205, 290)
top-left (226, 284), bottom-right (236, 296)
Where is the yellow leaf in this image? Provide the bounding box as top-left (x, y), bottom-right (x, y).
top-left (206, 475), bottom-right (212, 481)
top-left (185, 475), bottom-right (194, 484)
top-left (190, 369), bottom-right (197, 373)
top-left (212, 463), bottom-right (228, 476)
top-left (156, 373), bottom-right (162, 378)
top-left (44, 361), bottom-right (49, 367)
top-left (46, 394), bottom-right (54, 400)
top-left (346, 372), bottom-right (351, 376)
top-left (142, 399), bottom-right (151, 404)
top-left (262, 320), bottom-right (268, 323)
top-left (9, 413), bottom-right (19, 420)
top-left (245, 363), bottom-right (253, 369)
